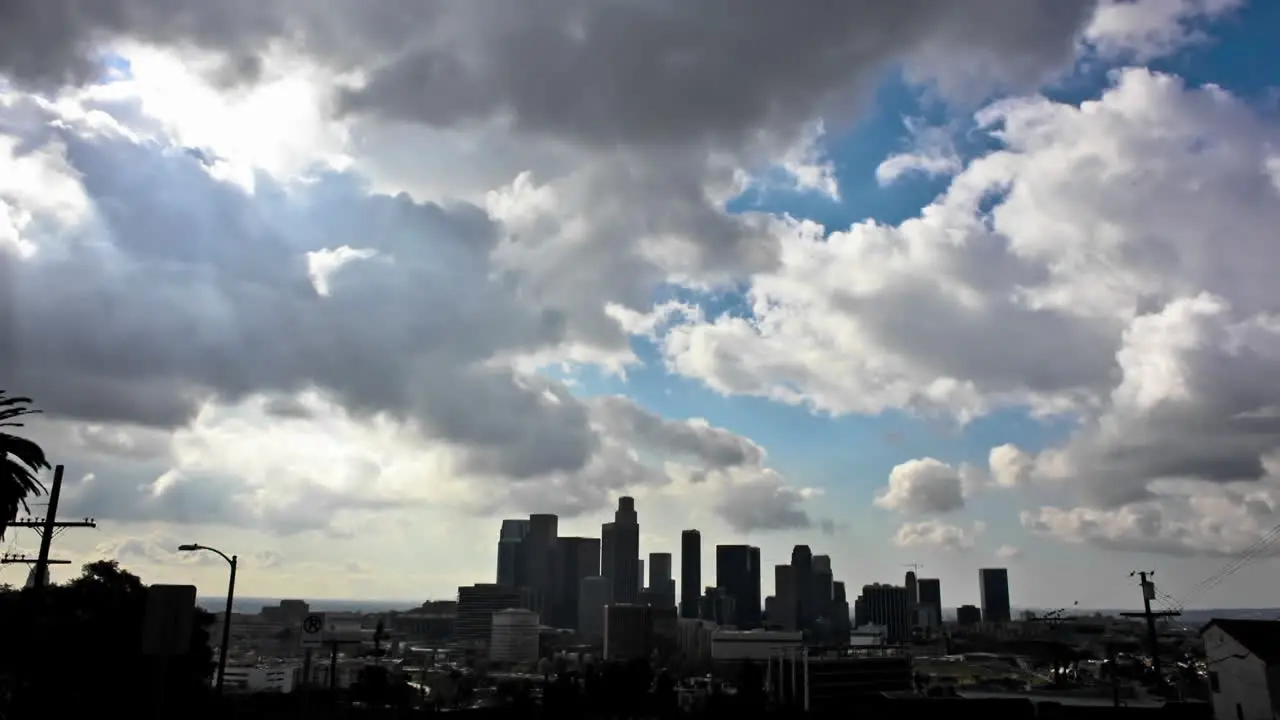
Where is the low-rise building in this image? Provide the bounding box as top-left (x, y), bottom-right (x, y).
top-left (710, 629), bottom-right (802, 661)
top-left (1202, 618), bottom-right (1280, 720)
top-left (490, 609), bottom-right (540, 665)
top-left (678, 618), bottom-right (716, 666)
top-left (223, 662), bottom-right (302, 693)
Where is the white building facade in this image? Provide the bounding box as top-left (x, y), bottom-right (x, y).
top-left (1202, 619), bottom-right (1280, 720)
top-left (222, 663), bottom-right (302, 693)
top-left (490, 608), bottom-right (540, 664)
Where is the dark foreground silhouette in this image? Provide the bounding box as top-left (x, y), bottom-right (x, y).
top-left (0, 560), bottom-right (215, 716)
top-left (0, 561), bottom-right (1213, 720)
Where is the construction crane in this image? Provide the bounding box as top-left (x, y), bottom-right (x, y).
top-left (903, 562), bottom-right (923, 573)
top-left (1026, 601), bottom-right (1079, 685)
top-left (1027, 601), bottom-right (1079, 624)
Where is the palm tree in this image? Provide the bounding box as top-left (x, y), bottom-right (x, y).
top-left (0, 392), bottom-right (49, 539)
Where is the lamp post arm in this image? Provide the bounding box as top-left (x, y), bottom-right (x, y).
top-left (201, 545), bottom-right (234, 567)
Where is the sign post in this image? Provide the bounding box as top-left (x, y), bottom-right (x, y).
top-left (301, 613), bottom-right (327, 647)
top-left (141, 584), bottom-right (197, 719)
top-left (299, 613), bottom-right (364, 690)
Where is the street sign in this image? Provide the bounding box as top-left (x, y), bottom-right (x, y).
top-left (301, 613), bottom-right (327, 647)
top-left (142, 584), bottom-right (197, 656)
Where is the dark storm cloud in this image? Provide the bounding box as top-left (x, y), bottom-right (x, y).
top-left (0, 0), bottom-right (1098, 152)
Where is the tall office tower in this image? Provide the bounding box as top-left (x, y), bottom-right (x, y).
top-left (831, 580), bottom-right (851, 643)
top-left (917, 578), bottom-right (942, 628)
top-left (552, 536), bottom-right (601, 630)
top-left (578, 576), bottom-right (612, 644)
top-left (526, 514), bottom-right (558, 613)
top-left (859, 583), bottom-right (911, 644)
top-left (715, 544), bottom-right (762, 629)
top-left (749, 546), bottom-right (762, 628)
top-left (812, 554), bottom-right (833, 623)
top-left (905, 571), bottom-right (918, 606)
top-left (774, 564), bottom-right (798, 630)
top-left (790, 545), bottom-right (814, 630)
top-left (700, 586), bottom-right (737, 626)
top-left (814, 568), bottom-right (834, 622)
top-left (601, 522), bottom-right (616, 587)
top-left (648, 552), bottom-right (672, 589)
top-left (611, 497), bottom-right (641, 603)
top-left (455, 584), bottom-right (523, 650)
top-left (649, 552), bottom-right (675, 608)
top-left (496, 519), bottom-right (531, 587)
top-left (979, 568), bottom-right (1012, 623)
top-left (680, 530), bottom-right (701, 619)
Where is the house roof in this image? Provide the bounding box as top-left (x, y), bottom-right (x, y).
top-left (1201, 619), bottom-right (1280, 664)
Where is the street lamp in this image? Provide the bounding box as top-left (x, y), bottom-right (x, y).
top-left (178, 543), bottom-right (238, 696)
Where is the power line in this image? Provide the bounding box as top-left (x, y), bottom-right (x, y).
top-left (1172, 523), bottom-right (1280, 607)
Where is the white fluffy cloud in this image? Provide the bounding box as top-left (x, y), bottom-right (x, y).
top-left (656, 67), bottom-right (1280, 557)
top-left (875, 458), bottom-right (967, 515)
top-left (894, 520), bottom-right (986, 552)
top-left (995, 545), bottom-right (1022, 561)
top-left (1086, 0), bottom-right (1243, 60)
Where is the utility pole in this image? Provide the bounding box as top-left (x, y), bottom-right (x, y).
top-left (8, 466), bottom-right (97, 588)
top-left (1121, 571), bottom-right (1179, 691)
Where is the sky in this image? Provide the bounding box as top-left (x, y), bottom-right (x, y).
top-left (2, 0), bottom-right (1280, 612)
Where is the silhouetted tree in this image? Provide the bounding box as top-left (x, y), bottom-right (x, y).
top-left (0, 392), bottom-right (49, 539)
top-left (0, 560), bottom-right (214, 715)
top-left (350, 664), bottom-right (415, 709)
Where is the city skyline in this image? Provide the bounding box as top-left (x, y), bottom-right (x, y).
top-left (3, 1), bottom-right (1280, 612)
top-left (482, 499), bottom-right (1009, 631)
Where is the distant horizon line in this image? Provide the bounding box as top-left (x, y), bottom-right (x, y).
top-left (199, 595), bottom-right (1277, 614)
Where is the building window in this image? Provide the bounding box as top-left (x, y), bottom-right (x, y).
top-left (1209, 671), bottom-right (1220, 692)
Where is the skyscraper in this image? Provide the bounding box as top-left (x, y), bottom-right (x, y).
top-left (552, 536), bottom-right (600, 629)
top-left (774, 564), bottom-right (798, 630)
top-left (831, 580), bottom-right (850, 640)
top-left (859, 583), bottom-right (911, 644)
top-left (917, 578), bottom-right (942, 627)
top-left (716, 544), bottom-right (762, 629)
top-left (749, 546), bottom-right (762, 626)
top-left (526, 514), bottom-right (558, 613)
top-left (648, 552), bottom-right (675, 609)
top-left (648, 553), bottom-right (671, 588)
top-left (814, 567), bottom-right (834, 623)
top-left (578, 576), bottom-right (611, 643)
top-left (496, 519), bottom-right (530, 588)
top-left (611, 497), bottom-right (640, 603)
top-left (904, 571), bottom-right (918, 607)
top-left (601, 522), bottom-right (616, 589)
top-left (979, 568), bottom-right (1012, 623)
top-left (680, 530), bottom-right (701, 619)
top-left (790, 545), bottom-right (814, 630)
